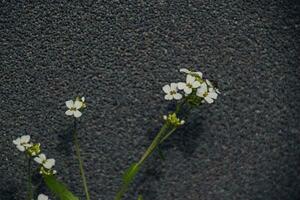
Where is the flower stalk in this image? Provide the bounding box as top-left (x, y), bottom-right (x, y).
top-left (73, 118), bottom-right (90, 200)
top-left (26, 156), bottom-right (33, 200)
top-left (115, 103), bottom-right (186, 200)
top-left (115, 68), bottom-right (220, 200)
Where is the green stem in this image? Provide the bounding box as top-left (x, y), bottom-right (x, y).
top-left (73, 119), bottom-right (90, 200)
top-left (27, 156), bottom-right (33, 200)
top-left (159, 127), bottom-right (177, 144)
top-left (115, 100), bottom-right (188, 200)
top-left (137, 123), bottom-right (170, 165)
top-left (114, 124), bottom-right (174, 200)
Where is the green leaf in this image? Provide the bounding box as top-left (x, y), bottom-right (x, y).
top-left (122, 163), bottom-right (140, 185)
top-left (138, 194), bottom-right (143, 200)
top-left (43, 175), bottom-right (79, 200)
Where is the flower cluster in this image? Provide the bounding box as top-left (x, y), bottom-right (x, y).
top-left (13, 135), bottom-right (56, 176)
top-left (13, 135), bottom-right (32, 152)
top-left (162, 68), bottom-right (220, 104)
top-left (65, 96), bottom-right (86, 118)
top-left (34, 153), bottom-right (57, 175)
top-left (163, 113), bottom-right (185, 127)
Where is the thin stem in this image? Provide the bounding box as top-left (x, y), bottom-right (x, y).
top-left (114, 124), bottom-right (174, 200)
top-left (137, 123), bottom-right (169, 165)
top-left (159, 127), bottom-right (177, 144)
top-left (27, 156), bottom-right (33, 200)
top-left (73, 119), bottom-right (90, 200)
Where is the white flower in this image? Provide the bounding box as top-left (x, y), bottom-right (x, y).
top-left (178, 74), bottom-right (201, 95)
top-left (38, 194), bottom-right (49, 200)
top-left (179, 68), bottom-right (203, 78)
top-left (65, 99), bottom-right (83, 118)
top-left (196, 83), bottom-right (218, 104)
top-left (13, 135), bottom-right (32, 152)
top-left (162, 83), bottom-right (182, 100)
top-left (34, 153), bottom-right (55, 169)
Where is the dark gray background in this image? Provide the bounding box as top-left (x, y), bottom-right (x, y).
top-left (1, 0), bottom-right (299, 200)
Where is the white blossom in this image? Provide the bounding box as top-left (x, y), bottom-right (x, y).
top-left (34, 153), bottom-right (55, 169)
top-left (13, 135), bottom-right (32, 152)
top-left (178, 74), bottom-right (201, 95)
top-left (196, 83), bottom-right (218, 104)
top-left (38, 194), bottom-right (49, 200)
top-left (162, 83), bottom-right (182, 100)
top-left (65, 99), bottom-right (83, 118)
top-left (179, 68), bottom-right (203, 78)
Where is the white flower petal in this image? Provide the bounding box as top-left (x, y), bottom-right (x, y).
top-left (23, 143), bottom-right (33, 148)
top-left (21, 135), bottom-right (30, 143)
top-left (162, 85), bottom-right (171, 93)
top-left (65, 110), bottom-right (74, 116)
top-left (43, 159), bottom-right (55, 169)
top-left (208, 91), bottom-right (218, 99)
top-left (39, 153), bottom-right (47, 161)
top-left (73, 110), bottom-right (82, 118)
top-left (194, 71), bottom-right (203, 78)
top-left (164, 94), bottom-right (173, 100)
top-left (16, 145), bottom-right (25, 152)
top-left (173, 93), bottom-right (182, 100)
top-left (177, 82), bottom-right (186, 90)
top-left (74, 100), bottom-right (83, 109)
top-left (197, 83), bottom-right (207, 96)
top-left (179, 68), bottom-right (190, 73)
top-left (38, 194), bottom-right (49, 200)
top-left (205, 97), bottom-right (214, 104)
top-left (34, 157), bottom-right (43, 164)
top-left (192, 81), bottom-right (201, 88)
top-left (186, 75), bottom-right (195, 84)
top-left (170, 83), bottom-right (178, 90)
top-left (81, 97), bottom-right (85, 102)
top-left (184, 87), bottom-right (192, 94)
top-left (13, 138), bottom-right (21, 145)
top-left (206, 79), bottom-right (213, 87)
top-left (66, 100), bottom-right (74, 109)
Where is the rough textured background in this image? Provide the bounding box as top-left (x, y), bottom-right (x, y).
top-left (0, 0), bottom-right (299, 200)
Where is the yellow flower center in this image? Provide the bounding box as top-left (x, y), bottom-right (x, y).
top-left (170, 90), bottom-right (176, 95)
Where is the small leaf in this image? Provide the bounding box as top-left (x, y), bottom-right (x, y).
top-left (43, 175), bottom-right (79, 200)
top-left (138, 194), bottom-right (143, 200)
top-left (122, 163), bottom-right (140, 185)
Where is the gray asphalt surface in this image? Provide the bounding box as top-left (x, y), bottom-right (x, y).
top-left (1, 1), bottom-right (300, 200)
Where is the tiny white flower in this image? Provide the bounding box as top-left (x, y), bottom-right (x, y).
top-left (179, 68), bottom-right (203, 78)
top-left (65, 99), bottom-right (83, 118)
top-left (196, 83), bottom-right (218, 104)
top-left (178, 74), bottom-right (201, 95)
top-left (34, 153), bottom-right (55, 169)
top-left (38, 194), bottom-right (49, 200)
top-left (162, 83), bottom-right (182, 100)
top-left (13, 135), bottom-right (32, 152)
